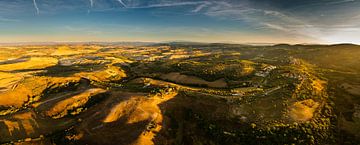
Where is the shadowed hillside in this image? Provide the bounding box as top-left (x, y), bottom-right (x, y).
top-left (0, 43), bottom-right (359, 144)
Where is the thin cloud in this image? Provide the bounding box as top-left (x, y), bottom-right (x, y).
top-left (192, 2), bottom-right (211, 12)
top-left (327, 0), bottom-right (355, 5)
top-left (33, 0), bottom-right (39, 15)
top-left (0, 17), bottom-right (20, 22)
top-left (126, 1), bottom-right (207, 9)
top-left (90, 0), bottom-right (94, 7)
top-left (87, 0), bottom-right (94, 13)
top-left (262, 23), bottom-right (290, 32)
top-left (194, 1), bottom-right (322, 42)
top-left (0, 0), bottom-right (359, 44)
top-left (117, 0), bottom-right (127, 8)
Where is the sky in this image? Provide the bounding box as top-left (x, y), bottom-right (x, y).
top-left (0, 0), bottom-right (360, 44)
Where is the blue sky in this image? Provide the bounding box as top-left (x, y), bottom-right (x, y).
top-left (0, 0), bottom-right (360, 44)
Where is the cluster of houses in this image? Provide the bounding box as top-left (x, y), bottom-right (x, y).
top-left (353, 104), bottom-right (360, 121)
top-left (254, 63), bottom-right (305, 80)
top-left (255, 65), bottom-right (277, 77)
top-left (281, 72), bottom-right (304, 79)
top-left (289, 57), bottom-right (301, 65)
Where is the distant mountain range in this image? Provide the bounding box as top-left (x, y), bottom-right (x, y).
top-left (0, 41), bottom-right (358, 47)
top-left (0, 41), bottom-right (156, 46)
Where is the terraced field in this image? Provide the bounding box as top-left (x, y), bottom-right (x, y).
top-left (0, 44), bottom-right (359, 144)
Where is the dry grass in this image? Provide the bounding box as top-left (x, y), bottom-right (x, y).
top-left (0, 72), bottom-right (24, 92)
top-left (240, 60), bottom-right (255, 75)
top-left (75, 66), bottom-right (127, 82)
top-left (2, 120), bottom-right (20, 136)
top-left (46, 88), bottom-right (107, 119)
top-left (51, 46), bottom-right (79, 56)
top-left (311, 79), bottom-right (326, 93)
top-left (102, 91), bottom-right (178, 145)
top-left (0, 57), bottom-right (58, 71)
top-left (0, 112), bottom-right (38, 136)
top-left (0, 77), bottom-right (81, 107)
top-left (129, 92), bottom-right (178, 145)
top-left (103, 97), bottom-right (140, 123)
top-left (51, 46), bottom-right (98, 56)
top-left (160, 72), bottom-right (227, 88)
top-left (289, 99), bottom-right (319, 122)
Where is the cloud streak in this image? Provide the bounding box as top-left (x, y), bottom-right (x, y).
top-left (125, 1), bottom-right (207, 9)
top-left (33, 0), bottom-right (39, 15)
top-left (1, 0), bottom-right (360, 44)
top-left (90, 0), bottom-right (94, 7)
top-left (327, 0), bottom-right (355, 5)
top-left (191, 2), bottom-right (211, 12)
top-left (191, 1), bottom-right (324, 42)
top-left (117, 0), bottom-right (127, 8)
top-left (0, 17), bottom-right (20, 22)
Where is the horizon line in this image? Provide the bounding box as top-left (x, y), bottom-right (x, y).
top-left (0, 41), bottom-right (358, 46)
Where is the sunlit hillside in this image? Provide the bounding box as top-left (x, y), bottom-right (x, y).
top-left (0, 43), bottom-right (359, 144)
